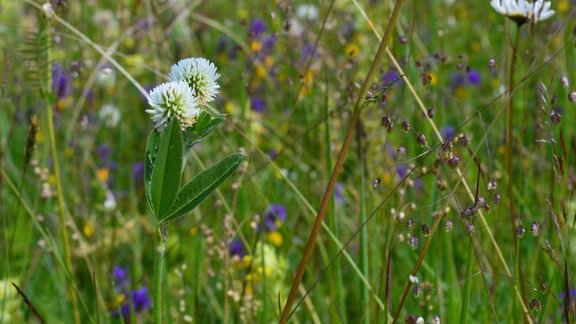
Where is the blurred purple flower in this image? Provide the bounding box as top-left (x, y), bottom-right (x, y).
top-left (442, 126), bottom-right (456, 140)
top-left (381, 70), bottom-right (403, 87)
top-left (113, 265), bottom-right (127, 282)
top-left (302, 43), bottom-right (315, 61)
top-left (334, 182), bottom-right (344, 204)
top-left (268, 204), bottom-right (286, 221)
top-left (264, 204), bottom-right (286, 231)
top-left (268, 149), bottom-right (279, 159)
top-left (452, 73), bottom-right (466, 87)
top-left (229, 239), bottom-right (245, 257)
top-left (133, 162), bottom-right (144, 181)
top-left (467, 69), bottom-right (481, 85)
top-left (249, 19), bottom-right (267, 38)
top-left (132, 287), bottom-right (152, 311)
top-left (560, 288), bottom-right (576, 299)
top-left (263, 35), bottom-right (277, 52)
top-left (397, 164), bottom-right (408, 178)
top-left (414, 178), bottom-right (424, 191)
top-left (96, 144), bottom-right (111, 162)
top-left (251, 97), bottom-right (265, 113)
top-left (216, 37), bottom-right (228, 54)
top-left (52, 63), bottom-right (71, 98)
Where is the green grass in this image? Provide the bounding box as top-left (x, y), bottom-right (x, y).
top-left (1, 0), bottom-right (576, 322)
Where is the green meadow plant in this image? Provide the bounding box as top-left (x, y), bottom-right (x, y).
top-left (143, 58), bottom-right (244, 323)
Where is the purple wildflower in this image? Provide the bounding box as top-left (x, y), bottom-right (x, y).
top-left (268, 149), bottom-right (279, 159)
top-left (467, 68), bottom-right (481, 85)
top-left (251, 97), bottom-right (265, 113)
top-left (52, 63), bottom-right (71, 98)
top-left (113, 265), bottom-right (127, 282)
top-left (229, 239), bottom-right (245, 258)
top-left (302, 43), bottom-right (315, 61)
top-left (381, 70), bottom-right (403, 87)
top-left (452, 73), bottom-right (466, 87)
top-left (334, 182), bottom-right (344, 204)
top-left (249, 19), bottom-right (267, 38)
top-left (132, 287), bottom-right (152, 311)
top-left (560, 288), bottom-right (576, 299)
top-left (96, 144), bottom-right (111, 162)
top-left (263, 204), bottom-right (286, 231)
top-left (397, 164), bottom-right (408, 178)
top-left (442, 126), bottom-right (456, 140)
top-left (414, 178), bottom-right (424, 191)
top-left (262, 35), bottom-right (277, 53)
top-left (268, 204), bottom-right (286, 221)
top-left (133, 162), bottom-right (144, 181)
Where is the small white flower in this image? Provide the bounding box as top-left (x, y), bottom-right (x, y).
top-left (416, 317), bottom-right (424, 324)
top-left (104, 191), bottom-right (116, 210)
top-left (409, 275), bottom-right (419, 285)
top-left (42, 2), bottom-right (55, 19)
top-left (169, 58), bottom-right (220, 106)
top-left (297, 4), bottom-right (319, 21)
top-left (99, 104), bottom-right (121, 127)
top-left (97, 67), bottom-right (116, 89)
top-left (490, 0), bottom-right (555, 24)
top-left (146, 81), bottom-right (199, 130)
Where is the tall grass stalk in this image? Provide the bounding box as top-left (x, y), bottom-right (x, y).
top-left (458, 237), bottom-right (474, 324)
top-left (357, 121), bottom-right (370, 324)
top-left (41, 15), bottom-right (80, 324)
top-left (506, 24), bottom-right (527, 321)
top-left (323, 74), bottom-right (347, 319)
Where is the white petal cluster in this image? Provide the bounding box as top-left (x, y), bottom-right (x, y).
top-left (491, 0), bottom-right (555, 24)
top-left (169, 58), bottom-right (220, 106)
top-left (146, 81), bottom-right (199, 130)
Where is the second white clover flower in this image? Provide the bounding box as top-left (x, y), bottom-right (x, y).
top-left (169, 57), bottom-right (220, 106)
top-left (146, 81), bottom-right (199, 130)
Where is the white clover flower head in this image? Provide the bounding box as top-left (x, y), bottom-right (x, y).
top-left (146, 81), bottom-right (199, 130)
top-left (490, 0), bottom-right (555, 25)
top-left (297, 4), bottom-right (319, 21)
top-left (99, 103), bottom-right (121, 128)
top-left (409, 275), bottom-right (419, 285)
top-left (169, 57), bottom-right (220, 106)
top-left (42, 2), bottom-right (55, 19)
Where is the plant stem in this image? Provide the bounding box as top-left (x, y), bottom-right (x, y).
top-left (506, 24), bottom-right (521, 241)
top-left (43, 17), bottom-right (80, 324)
top-left (154, 228), bottom-right (166, 324)
top-left (278, 1), bottom-right (405, 322)
top-left (458, 236), bottom-right (474, 324)
top-left (323, 73), bottom-right (347, 319)
top-left (507, 24), bottom-right (528, 320)
top-left (356, 120), bottom-right (370, 324)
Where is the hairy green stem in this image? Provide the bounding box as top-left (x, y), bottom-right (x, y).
top-left (506, 24), bottom-right (521, 238)
top-left (43, 16), bottom-right (80, 324)
top-left (507, 24), bottom-right (528, 321)
top-left (459, 237), bottom-right (474, 324)
top-left (278, 1), bottom-right (406, 322)
top-left (154, 229), bottom-right (166, 324)
top-left (357, 121), bottom-right (370, 324)
top-left (324, 73), bottom-right (347, 319)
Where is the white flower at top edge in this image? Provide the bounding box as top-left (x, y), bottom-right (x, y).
top-left (297, 4), bottom-right (319, 21)
top-left (490, 0), bottom-right (555, 24)
top-left (146, 81), bottom-right (199, 130)
top-left (168, 58), bottom-right (220, 106)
